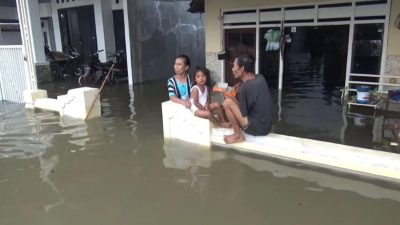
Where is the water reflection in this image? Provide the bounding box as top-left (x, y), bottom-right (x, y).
top-left (163, 139), bottom-right (211, 170)
top-left (163, 139), bottom-right (400, 202)
top-left (39, 155), bottom-right (65, 212)
top-left (0, 106), bottom-right (55, 159)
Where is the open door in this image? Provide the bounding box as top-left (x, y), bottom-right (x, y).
top-left (58, 5), bottom-right (97, 63)
top-left (224, 29), bottom-right (256, 86)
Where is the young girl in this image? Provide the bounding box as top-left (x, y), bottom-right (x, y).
top-left (190, 66), bottom-right (230, 128)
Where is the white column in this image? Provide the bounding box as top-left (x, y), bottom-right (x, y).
top-left (16, 0), bottom-right (38, 90)
top-left (26, 0), bottom-right (46, 64)
top-left (123, 0), bottom-right (133, 85)
top-left (94, 0), bottom-right (116, 62)
top-left (51, 0), bottom-right (62, 51)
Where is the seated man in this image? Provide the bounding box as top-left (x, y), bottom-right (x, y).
top-left (223, 54), bottom-right (273, 144)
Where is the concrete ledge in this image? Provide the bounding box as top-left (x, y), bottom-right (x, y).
top-left (24, 87), bottom-right (101, 120)
top-left (211, 128), bottom-right (400, 181)
top-left (23, 89), bottom-right (48, 108)
top-left (161, 100), bottom-right (400, 181)
top-left (34, 98), bottom-right (60, 112)
top-left (58, 87), bottom-right (101, 120)
top-left (162, 101), bottom-right (211, 146)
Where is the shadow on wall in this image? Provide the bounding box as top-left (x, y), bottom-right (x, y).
top-left (128, 0), bottom-right (205, 83)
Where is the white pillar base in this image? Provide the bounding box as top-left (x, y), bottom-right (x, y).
top-left (23, 87), bottom-right (101, 120)
top-left (162, 101), bottom-right (211, 146)
top-left (58, 87), bottom-right (101, 120)
top-left (23, 89), bottom-right (48, 108)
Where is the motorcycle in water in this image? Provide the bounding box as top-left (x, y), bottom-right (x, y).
top-left (107, 49), bottom-right (128, 80)
top-left (45, 45), bottom-right (81, 80)
top-left (77, 50), bottom-right (115, 86)
top-left (78, 49), bottom-right (128, 86)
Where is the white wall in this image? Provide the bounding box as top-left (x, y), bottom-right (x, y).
top-left (95, 0), bottom-right (115, 62)
top-left (26, 0), bottom-right (46, 63)
top-left (0, 6), bottom-right (19, 20)
top-left (0, 30), bottom-right (22, 45)
top-left (0, 6), bottom-right (21, 45)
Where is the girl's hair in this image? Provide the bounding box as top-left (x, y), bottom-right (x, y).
top-left (194, 66), bottom-right (212, 88)
top-left (176, 54), bottom-right (191, 67)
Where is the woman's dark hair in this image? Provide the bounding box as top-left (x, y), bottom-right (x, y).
top-left (194, 66), bottom-right (212, 88)
top-left (237, 54), bottom-right (255, 73)
top-left (176, 54), bottom-right (191, 67)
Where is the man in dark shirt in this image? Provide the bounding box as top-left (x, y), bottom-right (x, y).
top-left (223, 54), bottom-right (273, 144)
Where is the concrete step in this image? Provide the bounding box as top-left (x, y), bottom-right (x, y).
top-left (34, 98), bottom-right (60, 112)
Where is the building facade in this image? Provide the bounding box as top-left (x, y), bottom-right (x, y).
top-left (0, 0), bottom-right (205, 102)
top-left (204, 0), bottom-right (400, 96)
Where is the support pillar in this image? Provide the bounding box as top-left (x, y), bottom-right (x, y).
top-left (95, 0), bottom-right (116, 62)
top-left (17, 0), bottom-right (51, 85)
top-left (123, 0), bottom-right (133, 85)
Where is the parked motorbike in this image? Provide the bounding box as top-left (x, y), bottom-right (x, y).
top-left (45, 45), bottom-right (80, 80)
top-left (77, 49), bottom-right (130, 86)
top-left (77, 49), bottom-right (114, 86)
top-left (107, 49), bottom-right (127, 77)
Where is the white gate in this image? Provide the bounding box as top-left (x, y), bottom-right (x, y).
top-left (0, 46), bottom-right (28, 103)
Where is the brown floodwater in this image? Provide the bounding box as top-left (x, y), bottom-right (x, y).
top-left (1, 80), bottom-right (400, 225)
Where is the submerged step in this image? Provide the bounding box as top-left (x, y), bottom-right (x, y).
top-left (24, 87), bottom-right (101, 120)
top-left (34, 98), bottom-right (60, 112)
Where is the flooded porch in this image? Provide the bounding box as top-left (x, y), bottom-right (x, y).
top-left (1, 79), bottom-right (400, 224)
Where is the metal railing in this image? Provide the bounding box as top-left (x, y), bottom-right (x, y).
top-left (347, 73), bottom-right (400, 93)
top-left (0, 46), bottom-right (28, 103)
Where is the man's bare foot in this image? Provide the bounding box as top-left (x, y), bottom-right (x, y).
top-left (219, 122), bottom-right (231, 128)
top-left (223, 133), bottom-right (244, 144)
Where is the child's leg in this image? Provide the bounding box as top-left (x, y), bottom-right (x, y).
top-left (195, 109), bottom-right (231, 128)
top-left (194, 109), bottom-right (220, 125)
top-left (209, 102), bottom-right (227, 123)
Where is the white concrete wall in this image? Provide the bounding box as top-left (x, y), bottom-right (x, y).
top-left (123, 0), bottom-right (132, 85)
top-left (38, 2), bottom-right (52, 18)
top-left (26, 0), bottom-right (46, 64)
top-left (0, 6), bottom-right (21, 46)
top-left (0, 30), bottom-right (22, 45)
top-left (95, 0), bottom-right (115, 62)
top-left (0, 6), bottom-right (19, 20)
top-left (112, 0), bottom-right (123, 10)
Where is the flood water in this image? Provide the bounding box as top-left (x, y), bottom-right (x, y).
top-left (1, 80), bottom-right (400, 225)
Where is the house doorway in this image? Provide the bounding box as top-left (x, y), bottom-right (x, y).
top-left (113, 10), bottom-right (126, 52)
top-left (224, 29), bottom-right (256, 86)
top-left (58, 5), bottom-right (97, 63)
top-left (282, 25), bottom-right (349, 91)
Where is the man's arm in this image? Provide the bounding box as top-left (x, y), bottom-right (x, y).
top-left (238, 85), bottom-right (248, 117)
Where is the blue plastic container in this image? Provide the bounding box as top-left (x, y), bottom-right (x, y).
top-left (356, 85), bottom-right (371, 104)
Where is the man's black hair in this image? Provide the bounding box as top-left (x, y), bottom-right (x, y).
top-left (237, 54), bottom-right (255, 73)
